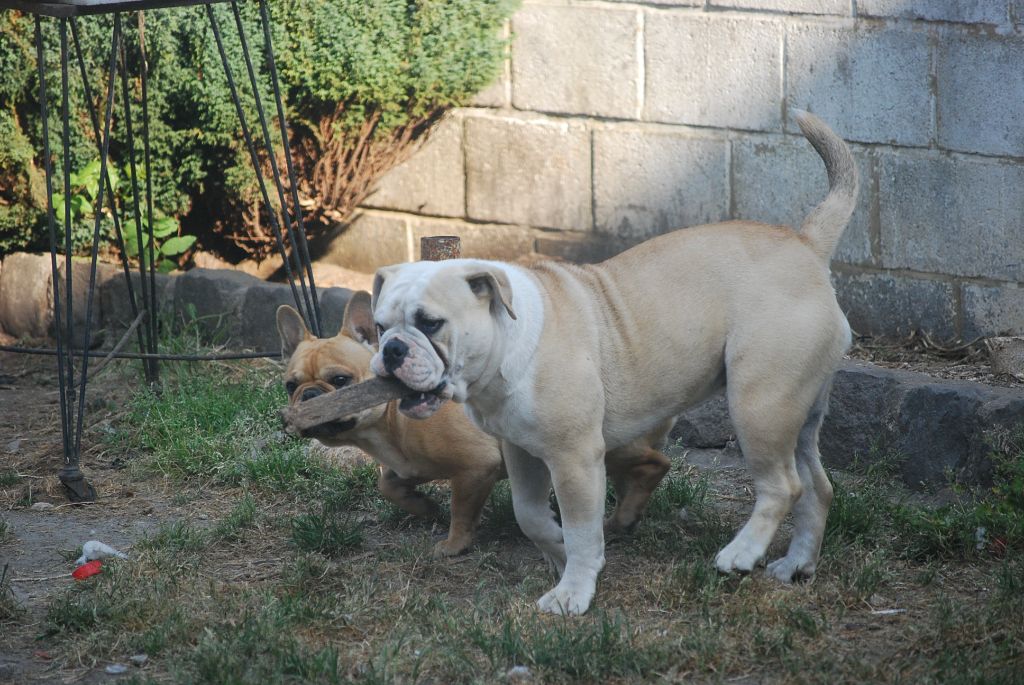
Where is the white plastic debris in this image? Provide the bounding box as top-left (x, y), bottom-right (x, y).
top-left (975, 526), bottom-right (988, 551)
top-left (75, 540), bottom-right (129, 566)
top-left (105, 663), bottom-right (128, 675)
top-left (506, 665), bottom-right (533, 683)
top-left (129, 654), bottom-right (148, 667)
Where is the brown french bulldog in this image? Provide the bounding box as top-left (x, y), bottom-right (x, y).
top-left (278, 292), bottom-right (674, 557)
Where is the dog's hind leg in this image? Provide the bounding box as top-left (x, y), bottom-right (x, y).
top-left (377, 468), bottom-right (440, 520)
top-left (766, 380), bottom-right (834, 582)
top-left (605, 421), bottom-right (674, 534)
top-left (434, 464), bottom-right (503, 558)
top-left (503, 441), bottom-right (566, 575)
top-left (715, 380), bottom-right (816, 575)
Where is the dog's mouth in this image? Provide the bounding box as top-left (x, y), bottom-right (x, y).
top-left (397, 380), bottom-right (448, 419)
top-left (302, 417), bottom-right (358, 439)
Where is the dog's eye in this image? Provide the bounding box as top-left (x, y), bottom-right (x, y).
top-left (415, 314), bottom-right (445, 336)
top-left (330, 375), bottom-right (351, 388)
top-left (285, 381), bottom-right (298, 395)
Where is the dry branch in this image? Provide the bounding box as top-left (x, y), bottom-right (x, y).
top-left (279, 376), bottom-right (411, 433)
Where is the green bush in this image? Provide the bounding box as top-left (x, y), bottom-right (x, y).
top-left (0, 0), bottom-right (513, 258)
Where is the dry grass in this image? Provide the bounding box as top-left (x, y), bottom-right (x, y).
top-left (2, 356), bottom-right (1022, 684)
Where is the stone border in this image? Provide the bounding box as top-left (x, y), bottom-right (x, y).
top-left (673, 360), bottom-right (1024, 489)
top-left (3, 253), bottom-right (1020, 489)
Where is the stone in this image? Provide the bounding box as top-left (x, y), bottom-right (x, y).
top-left (465, 115), bottom-right (591, 231)
top-left (671, 393), bottom-right (733, 448)
top-left (30, 502), bottom-right (54, 510)
top-left (731, 135), bottom-right (873, 265)
top-left (53, 259), bottom-right (118, 349)
top-left (937, 33), bottom-right (1024, 157)
top-left (675, 360), bottom-right (1024, 489)
top-left (859, 0), bottom-right (1007, 24)
top-left (593, 127), bottom-right (729, 239)
top-left (173, 268), bottom-right (259, 342)
top-left (99, 270), bottom-right (176, 334)
top-left (533, 233), bottom-right (628, 264)
top-left (710, 0), bottom-right (848, 13)
top-left (0, 253), bottom-right (54, 339)
top-left (832, 270), bottom-right (957, 339)
top-left (241, 282), bottom-right (305, 352)
top-left (986, 337), bottom-right (1024, 380)
top-left (785, 23), bottom-right (932, 146)
top-left (878, 152), bottom-right (1024, 281)
top-left (321, 212), bottom-right (410, 272)
top-left (512, 5), bottom-right (640, 119)
top-left (362, 115), bottom-right (464, 218)
top-left (962, 284), bottom-right (1024, 339)
top-left (645, 14), bottom-right (783, 132)
top-left (318, 287), bottom-right (356, 338)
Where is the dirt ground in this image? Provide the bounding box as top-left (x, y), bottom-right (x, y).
top-left (0, 345), bottom-right (1020, 684)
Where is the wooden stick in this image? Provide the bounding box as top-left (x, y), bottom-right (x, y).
top-left (279, 376), bottom-right (411, 433)
top-left (281, 235), bottom-right (461, 434)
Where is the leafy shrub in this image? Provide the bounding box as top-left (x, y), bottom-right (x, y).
top-left (0, 0), bottom-right (513, 260)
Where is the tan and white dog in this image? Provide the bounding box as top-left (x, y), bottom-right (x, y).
top-left (370, 111), bottom-right (857, 614)
top-left (278, 293), bottom-right (673, 556)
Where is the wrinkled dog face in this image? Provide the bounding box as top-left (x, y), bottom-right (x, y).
top-left (371, 260), bottom-right (516, 420)
top-left (276, 293), bottom-right (385, 444)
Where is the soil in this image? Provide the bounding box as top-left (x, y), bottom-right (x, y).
top-left (0, 333), bottom-right (1017, 683)
top-left (848, 334), bottom-right (1023, 388)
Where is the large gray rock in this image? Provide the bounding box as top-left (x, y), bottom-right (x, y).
top-left (0, 252), bottom-right (54, 339)
top-left (672, 360), bottom-right (1024, 489)
top-left (172, 268), bottom-right (260, 342)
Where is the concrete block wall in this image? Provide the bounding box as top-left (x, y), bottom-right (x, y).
top-left (326, 0), bottom-right (1024, 339)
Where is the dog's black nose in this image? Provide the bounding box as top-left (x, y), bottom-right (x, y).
top-left (382, 338), bottom-right (409, 373)
top-left (301, 387), bottom-right (323, 402)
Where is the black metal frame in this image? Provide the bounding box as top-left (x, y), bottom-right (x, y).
top-left (4, 0), bottom-right (322, 501)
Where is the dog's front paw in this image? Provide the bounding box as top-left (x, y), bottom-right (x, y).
top-left (432, 536), bottom-right (471, 558)
top-left (536, 579), bottom-right (595, 616)
top-left (766, 555), bottom-right (816, 583)
top-left (715, 540), bottom-right (765, 574)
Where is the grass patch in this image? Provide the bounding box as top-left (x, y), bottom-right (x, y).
top-left (36, 360), bottom-right (1019, 684)
top-left (0, 470), bottom-right (21, 487)
top-left (1, 563), bottom-right (24, 624)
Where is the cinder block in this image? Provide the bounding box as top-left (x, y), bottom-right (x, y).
top-left (711, 0), bottom-right (848, 14)
top-left (879, 153), bottom-right (1024, 281)
top-left (962, 283), bottom-right (1024, 338)
top-left (534, 232), bottom-right (629, 264)
top-left (731, 135), bottom-right (873, 264)
top-left (645, 14), bottom-right (783, 131)
top-left (410, 218), bottom-right (535, 262)
top-left (465, 115), bottom-right (592, 231)
top-left (786, 23), bottom-right (932, 146)
top-left (833, 270), bottom-right (958, 339)
top-left (606, 0), bottom-right (700, 6)
top-left (511, 5), bottom-right (639, 119)
top-left (937, 33), bottom-right (1024, 157)
top-left (362, 116), bottom-right (464, 218)
top-left (594, 127), bottom-right (729, 239)
top-left (858, 0), bottom-right (1007, 24)
top-left (321, 212), bottom-right (409, 272)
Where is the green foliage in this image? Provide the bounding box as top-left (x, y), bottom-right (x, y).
top-left (0, 1), bottom-right (514, 257)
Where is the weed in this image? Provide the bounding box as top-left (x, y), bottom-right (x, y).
top-left (291, 508), bottom-right (363, 557)
top-left (1, 563), bottom-right (24, 623)
top-left (138, 521), bottom-right (209, 555)
top-left (0, 517), bottom-right (9, 542)
top-left (466, 611), bottom-right (662, 682)
top-left (211, 493), bottom-right (257, 542)
top-left (825, 478), bottom-right (886, 548)
top-left (0, 470), bottom-right (20, 487)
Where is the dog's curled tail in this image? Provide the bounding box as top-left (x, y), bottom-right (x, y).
top-left (794, 110), bottom-right (859, 263)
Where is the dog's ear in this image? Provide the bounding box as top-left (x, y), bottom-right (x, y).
top-left (465, 267), bottom-right (516, 320)
top-left (371, 265), bottom-right (399, 311)
top-left (342, 291), bottom-right (376, 345)
top-left (276, 305), bottom-right (312, 360)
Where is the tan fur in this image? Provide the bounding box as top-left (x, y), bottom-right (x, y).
top-left (370, 111), bottom-right (858, 614)
top-left (278, 295), bottom-right (671, 556)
